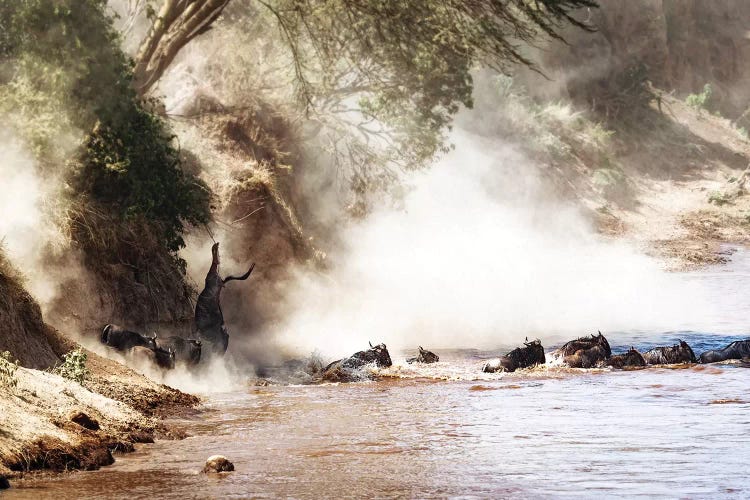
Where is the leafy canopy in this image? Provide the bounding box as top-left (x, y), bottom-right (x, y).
top-left (0, 0), bottom-right (210, 250)
top-left (250, 0), bottom-right (597, 169)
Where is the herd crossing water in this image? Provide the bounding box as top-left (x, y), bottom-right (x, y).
top-left (9, 250), bottom-right (750, 499)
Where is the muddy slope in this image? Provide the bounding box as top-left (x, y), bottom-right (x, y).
top-left (0, 256), bottom-right (59, 369)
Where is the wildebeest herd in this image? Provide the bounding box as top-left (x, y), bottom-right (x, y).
top-left (308, 331), bottom-right (750, 383)
top-left (100, 242), bottom-right (254, 370)
top-left (99, 241), bottom-right (750, 380)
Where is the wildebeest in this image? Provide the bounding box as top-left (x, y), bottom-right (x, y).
top-left (552, 331), bottom-right (611, 368)
top-left (195, 242), bottom-right (254, 356)
top-left (642, 340), bottom-right (697, 365)
top-left (407, 346), bottom-right (439, 364)
top-left (483, 339), bottom-right (546, 373)
top-left (101, 324), bottom-right (157, 352)
top-left (157, 336), bottom-right (202, 366)
top-left (699, 339), bottom-right (750, 363)
top-left (130, 345), bottom-right (175, 370)
top-left (321, 342), bottom-right (393, 382)
top-left (607, 347), bottom-right (646, 369)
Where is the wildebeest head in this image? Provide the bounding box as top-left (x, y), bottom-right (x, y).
top-left (596, 331), bottom-right (612, 357)
top-left (146, 334), bottom-right (158, 351)
top-left (418, 346), bottom-right (439, 363)
top-left (368, 341), bottom-right (392, 367)
top-left (506, 338), bottom-right (546, 370)
top-left (153, 346), bottom-right (175, 370)
top-left (677, 340), bottom-right (697, 363)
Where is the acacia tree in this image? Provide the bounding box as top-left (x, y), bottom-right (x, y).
top-left (131, 0), bottom-right (596, 182)
top-left (132, 0), bottom-right (231, 95)
top-left (134, 1), bottom-right (596, 104)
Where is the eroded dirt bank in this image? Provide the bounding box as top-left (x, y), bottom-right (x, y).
top-left (0, 270), bottom-right (197, 488)
top-left (0, 345), bottom-right (198, 487)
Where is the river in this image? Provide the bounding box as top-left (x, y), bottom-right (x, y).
top-left (8, 250), bottom-right (750, 499)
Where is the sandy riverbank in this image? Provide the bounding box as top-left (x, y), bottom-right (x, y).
top-left (0, 345), bottom-right (198, 488)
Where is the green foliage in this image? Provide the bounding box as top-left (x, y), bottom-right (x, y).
top-left (708, 190), bottom-right (731, 206)
top-left (686, 84), bottom-right (713, 111)
top-left (72, 106), bottom-right (211, 251)
top-left (1, 0), bottom-right (210, 251)
top-left (55, 348), bottom-right (89, 385)
top-left (245, 0), bottom-right (597, 170)
top-left (592, 166), bottom-right (630, 201)
top-left (0, 351), bottom-right (19, 389)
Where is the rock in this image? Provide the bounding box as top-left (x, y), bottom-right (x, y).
top-left (68, 410), bottom-right (100, 431)
top-left (203, 455), bottom-right (234, 473)
top-left (0, 475), bottom-right (9, 489)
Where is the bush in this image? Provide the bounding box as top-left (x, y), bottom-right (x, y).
top-left (2, 0), bottom-right (212, 252)
top-left (686, 84), bottom-right (713, 111)
top-left (71, 104), bottom-right (211, 251)
top-left (0, 351), bottom-right (19, 389)
top-left (708, 191), bottom-right (731, 206)
top-left (56, 348), bottom-right (89, 385)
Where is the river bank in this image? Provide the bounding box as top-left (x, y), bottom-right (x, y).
top-left (0, 345), bottom-right (198, 487)
top-left (8, 336), bottom-right (750, 499)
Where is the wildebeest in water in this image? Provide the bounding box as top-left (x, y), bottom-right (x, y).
top-left (407, 346), bottom-right (439, 364)
top-left (607, 347), bottom-right (646, 369)
top-left (195, 242), bottom-right (255, 356)
top-left (552, 331), bottom-right (611, 368)
top-left (699, 339), bottom-right (750, 363)
top-left (483, 339), bottom-right (546, 373)
top-left (321, 342), bottom-right (393, 382)
top-left (642, 340), bottom-right (697, 365)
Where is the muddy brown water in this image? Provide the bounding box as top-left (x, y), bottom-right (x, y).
top-left (8, 251), bottom-right (750, 499)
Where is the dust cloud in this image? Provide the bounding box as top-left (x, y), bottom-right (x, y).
top-left (270, 129), bottom-right (713, 359)
top-left (0, 128), bottom-right (81, 311)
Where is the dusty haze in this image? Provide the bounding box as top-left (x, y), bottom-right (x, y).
top-left (270, 126), bottom-right (714, 359)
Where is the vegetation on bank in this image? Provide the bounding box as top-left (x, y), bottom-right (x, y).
top-left (0, 0), bottom-right (210, 252)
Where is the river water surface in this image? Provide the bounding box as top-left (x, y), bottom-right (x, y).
top-left (8, 251), bottom-right (750, 499)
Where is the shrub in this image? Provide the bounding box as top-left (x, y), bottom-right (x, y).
top-left (0, 351), bottom-right (19, 389)
top-left (708, 191), bottom-right (731, 206)
top-left (56, 348), bottom-right (89, 385)
top-left (2, 0), bottom-right (211, 252)
top-left (685, 84), bottom-right (713, 111)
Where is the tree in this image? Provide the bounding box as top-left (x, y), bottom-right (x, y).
top-left (131, 0), bottom-right (596, 175)
top-left (133, 0), bottom-right (231, 95)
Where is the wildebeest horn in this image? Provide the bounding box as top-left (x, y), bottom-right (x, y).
top-left (223, 263), bottom-right (255, 283)
top-left (369, 341), bottom-right (373, 348)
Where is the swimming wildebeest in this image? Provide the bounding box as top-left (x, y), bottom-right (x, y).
top-left (699, 339), bottom-right (750, 363)
top-left (130, 345), bottom-right (176, 370)
top-left (483, 339), bottom-right (546, 373)
top-left (157, 336), bottom-right (202, 366)
top-left (195, 242), bottom-right (254, 356)
top-left (101, 324), bottom-right (157, 352)
top-left (552, 331), bottom-right (611, 368)
top-left (642, 340), bottom-right (697, 365)
top-left (607, 347), bottom-right (646, 369)
top-left (407, 346), bottom-right (439, 364)
top-left (321, 342), bottom-right (393, 382)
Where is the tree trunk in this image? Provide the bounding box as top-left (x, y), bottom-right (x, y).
top-left (133, 0), bottom-right (231, 97)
